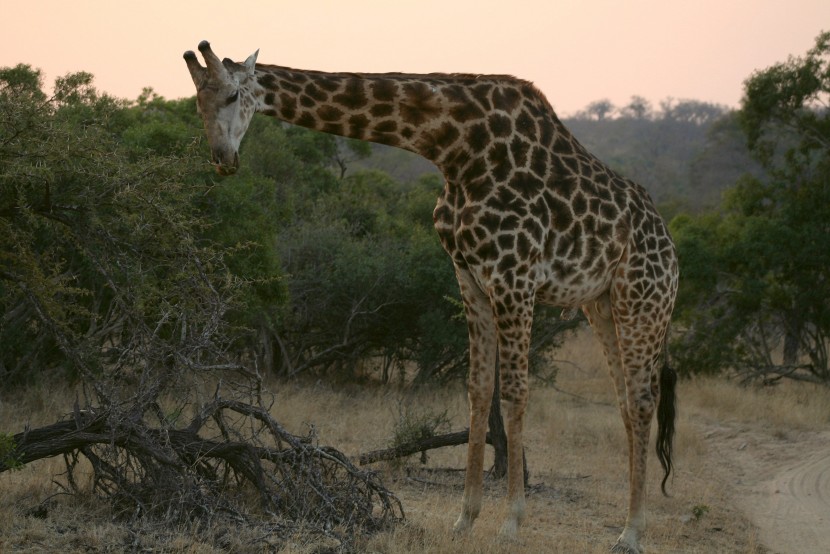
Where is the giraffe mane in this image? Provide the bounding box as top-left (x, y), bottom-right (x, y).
top-left (249, 63), bottom-right (559, 116)
top-left (252, 63), bottom-right (524, 83)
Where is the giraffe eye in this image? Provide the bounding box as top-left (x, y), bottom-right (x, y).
top-left (225, 90), bottom-right (239, 105)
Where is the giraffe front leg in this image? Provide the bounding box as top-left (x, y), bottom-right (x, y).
top-left (454, 370), bottom-right (493, 534)
top-left (498, 393), bottom-right (528, 539)
top-left (494, 296), bottom-right (533, 540)
top-left (453, 268), bottom-right (497, 535)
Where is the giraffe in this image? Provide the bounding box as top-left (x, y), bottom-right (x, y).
top-left (184, 41), bottom-right (679, 553)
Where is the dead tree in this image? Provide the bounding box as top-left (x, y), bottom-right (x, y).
top-left (1, 391), bottom-right (403, 547)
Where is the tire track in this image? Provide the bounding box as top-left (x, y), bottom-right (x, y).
top-left (753, 446), bottom-right (830, 554)
top-left (701, 423), bottom-right (830, 554)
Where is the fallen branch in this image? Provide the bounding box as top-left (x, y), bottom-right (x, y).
top-left (359, 428), bottom-right (529, 486)
top-left (1, 398), bottom-right (404, 541)
top-left (359, 429), bottom-right (493, 465)
top-left (738, 363), bottom-right (828, 386)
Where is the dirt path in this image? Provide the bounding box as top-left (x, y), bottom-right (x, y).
top-left (751, 442), bottom-right (830, 553)
top-left (702, 423), bottom-right (830, 554)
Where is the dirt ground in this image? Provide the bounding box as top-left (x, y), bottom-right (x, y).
top-left (700, 421), bottom-right (830, 554)
top-left (1, 328), bottom-right (829, 553)
top-left (362, 326), bottom-right (830, 554)
top-left (354, 382), bottom-right (830, 554)
top-left (521, 328), bottom-right (830, 554)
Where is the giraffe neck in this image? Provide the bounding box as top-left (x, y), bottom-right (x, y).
top-left (251, 64), bottom-right (563, 171)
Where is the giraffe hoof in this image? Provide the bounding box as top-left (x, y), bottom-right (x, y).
top-left (610, 539), bottom-right (642, 554)
top-left (452, 517), bottom-right (472, 536)
top-left (497, 520), bottom-right (519, 542)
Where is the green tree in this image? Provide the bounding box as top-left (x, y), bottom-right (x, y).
top-left (581, 98), bottom-right (615, 120)
top-left (0, 69), bottom-right (404, 541)
top-left (671, 31), bottom-right (830, 383)
top-left (265, 166), bottom-right (469, 382)
top-left (0, 65), bottom-right (239, 388)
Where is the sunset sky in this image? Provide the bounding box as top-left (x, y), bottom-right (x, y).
top-left (1, 0), bottom-right (827, 115)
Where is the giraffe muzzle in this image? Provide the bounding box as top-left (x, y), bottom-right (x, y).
top-left (211, 150), bottom-right (239, 176)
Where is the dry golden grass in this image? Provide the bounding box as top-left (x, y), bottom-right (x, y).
top-left (2, 326), bottom-right (829, 552)
top-left (681, 376), bottom-right (830, 430)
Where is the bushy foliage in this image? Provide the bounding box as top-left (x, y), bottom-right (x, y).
top-left (268, 171), bottom-right (470, 382)
top-left (670, 32), bottom-right (830, 384)
top-left (0, 68), bottom-right (406, 542)
top-left (0, 66), bottom-right (241, 388)
top-left (0, 61), bottom-right (583, 391)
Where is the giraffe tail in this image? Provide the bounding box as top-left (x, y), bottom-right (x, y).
top-left (655, 359), bottom-right (677, 496)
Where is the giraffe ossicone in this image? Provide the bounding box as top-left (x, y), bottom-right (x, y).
top-left (184, 41), bottom-right (679, 554)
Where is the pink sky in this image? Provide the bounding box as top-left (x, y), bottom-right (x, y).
top-left (2, 0), bottom-right (827, 115)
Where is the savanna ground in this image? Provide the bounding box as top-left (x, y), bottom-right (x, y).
top-left (1, 327), bottom-right (829, 553)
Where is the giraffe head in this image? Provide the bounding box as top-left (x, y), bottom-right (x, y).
top-left (183, 41), bottom-right (259, 175)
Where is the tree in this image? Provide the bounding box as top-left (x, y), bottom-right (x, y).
top-left (332, 136), bottom-right (372, 179)
top-left (671, 31), bottom-right (830, 384)
top-left (0, 66), bottom-right (222, 385)
top-left (0, 66), bottom-right (403, 548)
top-left (740, 31), bottom-right (830, 164)
top-left (582, 99), bottom-right (616, 120)
top-left (620, 95), bottom-right (653, 119)
top-left (661, 99), bottom-right (726, 125)
top-left (737, 30), bottom-right (830, 378)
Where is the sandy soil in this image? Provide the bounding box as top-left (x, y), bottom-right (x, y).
top-left (701, 422), bottom-right (830, 554)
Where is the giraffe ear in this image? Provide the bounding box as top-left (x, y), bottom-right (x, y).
top-left (244, 49), bottom-right (259, 75)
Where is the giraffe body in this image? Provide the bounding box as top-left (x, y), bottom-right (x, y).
top-left (185, 42), bottom-right (678, 553)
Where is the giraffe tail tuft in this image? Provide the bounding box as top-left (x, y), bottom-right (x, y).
top-left (655, 361), bottom-right (677, 496)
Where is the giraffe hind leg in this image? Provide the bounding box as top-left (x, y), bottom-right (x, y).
top-left (585, 293), bottom-right (668, 554)
top-left (583, 296), bottom-right (633, 489)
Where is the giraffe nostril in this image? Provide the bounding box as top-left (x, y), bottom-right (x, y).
top-left (209, 148), bottom-right (239, 175)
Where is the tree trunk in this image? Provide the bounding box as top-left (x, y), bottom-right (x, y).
top-left (358, 420), bottom-right (528, 485)
top-left (1, 400), bottom-right (404, 534)
top-left (488, 357), bottom-right (529, 484)
top-left (488, 354), bottom-right (508, 478)
top-left (359, 429), bottom-right (489, 465)
top-left (783, 314), bottom-right (801, 367)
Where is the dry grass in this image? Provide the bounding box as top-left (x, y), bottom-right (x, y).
top-left (2, 326), bottom-right (829, 552)
top-left (681, 375), bottom-right (830, 430)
